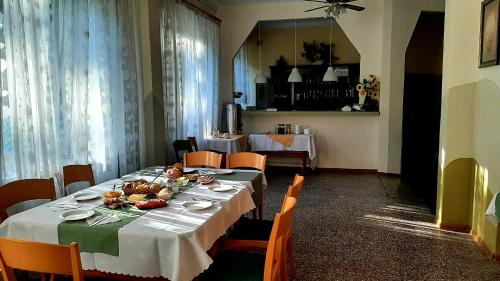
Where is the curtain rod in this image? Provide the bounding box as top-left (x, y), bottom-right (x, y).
top-left (181, 0), bottom-right (222, 24)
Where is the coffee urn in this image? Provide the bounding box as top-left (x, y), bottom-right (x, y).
top-left (221, 92), bottom-right (243, 134)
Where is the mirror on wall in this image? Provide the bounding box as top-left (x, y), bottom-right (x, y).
top-left (232, 17), bottom-right (375, 112)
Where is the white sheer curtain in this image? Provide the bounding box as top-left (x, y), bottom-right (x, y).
top-left (160, 0), bottom-right (220, 162)
top-left (234, 41), bottom-right (255, 105)
top-left (0, 0), bottom-right (144, 190)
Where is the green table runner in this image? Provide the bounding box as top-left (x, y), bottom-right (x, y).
top-left (215, 172), bottom-right (263, 205)
top-left (58, 205), bottom-right (145, 256)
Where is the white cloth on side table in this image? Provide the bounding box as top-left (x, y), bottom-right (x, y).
top-left (0, 173), bottom-right (257, 281)
top-left (248, 134), bottom-right (317, 168)
top-left (200, 137), bottom-right (241, 153)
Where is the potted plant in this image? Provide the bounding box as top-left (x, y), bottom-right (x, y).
top-left (301, 41), bottom-right (338, 65)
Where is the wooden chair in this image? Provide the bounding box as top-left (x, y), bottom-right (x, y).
top-left (226, 152), bottom-right (267, 172)
top-left (183, 151), bottom-right (222, 169)
top-left (63, 164), bottom-right (95, 196)
top-left (200, 197), bottom-right (298, 281)
top-left (226, 152), bottom-right (267, 219)
top-left (187, 136), bottom-right (199, 151)
top-left (0, 179), bottom-right (56, 222)
top-left (228, 175), bottom-right (305, 279)
top-left (0, 238), bottom-right (84, 281)
top-left (173, 140), bottom-right (194, 163)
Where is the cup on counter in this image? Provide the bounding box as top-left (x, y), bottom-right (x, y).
top-left (293, 124), bottom-right (302, 134)
top-left (223, 133), bottom-right (230, 139)
top-left (303, 128), bottom-right (311, 134)
top-left (212, 129), bottom-right (220, 138)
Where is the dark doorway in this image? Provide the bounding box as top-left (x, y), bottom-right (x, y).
top-left (401, 12), bottom-right (445, 214)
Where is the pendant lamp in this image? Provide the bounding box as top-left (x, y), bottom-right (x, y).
top-left (288, 18), bottom-right (302, 83)
top-left (255, 23), bottom-right (266, 84)
top-left (323, 17), bottom-right (338, 82)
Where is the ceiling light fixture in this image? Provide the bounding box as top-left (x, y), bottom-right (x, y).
top-left (255, 22), bottom-right (266, 84)
top-left (288, 17), bottom-right (302, 83)
top-left (323, 16), bottom-right (338, 82)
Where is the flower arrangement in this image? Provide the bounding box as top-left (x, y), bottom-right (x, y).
top-left (301, 41), bottom-right (338, 65)
top-left (356, 75), bottom-right (380, 105)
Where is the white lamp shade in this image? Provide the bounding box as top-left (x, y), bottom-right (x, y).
top-left (323, 67), bottom-right (338, 82)
top-left (255, 70), bottom-right (267, 84)
top-left (288, 67), bottom-right (302, 83)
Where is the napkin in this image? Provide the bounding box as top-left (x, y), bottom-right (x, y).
top-left (87, 214), bottom-right (120, 226)
top-left (485, 192), bottom-right (500, 222)
top-left (268, 134), bottom-right (294, 147)
top-left (48, 202), bottom-right (81, 210)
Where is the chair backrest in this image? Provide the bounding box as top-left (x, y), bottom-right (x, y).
top-left (287, 174), bottom-right (305, 199)
top-left (226, 152), bottom-right (267, 172)
top-left (264, 197), bottom-right (297, 281)
top-left (183, 151), bottom-right (222, 169)
top-left (0, 238), bottom-right (84, 281)
top-left (0, 179), bottom-right (56, 221)
top-left (187, 136), bottom-right (199, 151)
top-left (173, 140), bottom-right (194, 163)
top-left (63, 164), bottom-right (95, 194)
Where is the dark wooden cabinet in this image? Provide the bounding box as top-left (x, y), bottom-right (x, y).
top-left (266, 64), bottom-right (368, 111)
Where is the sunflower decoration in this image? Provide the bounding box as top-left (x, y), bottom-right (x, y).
top-left (356, 75), bottom-right (380, 102)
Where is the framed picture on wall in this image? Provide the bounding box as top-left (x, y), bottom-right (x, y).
top-left (479, 0), bottom-right (500, 68)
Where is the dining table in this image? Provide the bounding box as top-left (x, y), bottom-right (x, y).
top-left (200, 134), bottom-right (247, 153)
top-left (0, 167), bottom-right (267, 281)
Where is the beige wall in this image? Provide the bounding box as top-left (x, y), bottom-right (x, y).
top-left (219, 0), bottom-right (444, 171)
top-left (438, 0), bottom-right (500, 255)
top-left (242, 114), bottom-right (379, 169)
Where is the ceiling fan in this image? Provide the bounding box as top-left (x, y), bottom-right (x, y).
top-left (304, 0), bottom-right (365, 18)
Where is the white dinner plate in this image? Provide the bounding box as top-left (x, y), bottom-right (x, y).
top-left (182, 201), bottom-right (213, 211)
top-left (199, 170), bottom-right (217, 175)
top-left (73, 191), bottom-right (100, 201)
top-left (215, 169), bottom-right (233, 175)
top-left (60, 210), bottom-right (95, 221)
top-left (121, 175), bottom-right (139, 182)
top-left (183, 168), bottom-right (196, 173)
top-left (210, 185), bottom-right (234, 192)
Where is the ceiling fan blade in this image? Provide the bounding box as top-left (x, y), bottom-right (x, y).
top-left (303, 0), bottom-right (330, 4)
top-left (304, 5), bottom-right (330, 12)
top-left (341, 4), bottom-right (365, 11)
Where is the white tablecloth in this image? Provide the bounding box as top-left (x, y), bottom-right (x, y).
top-left (200, 137), bottom-right (242, 153)
top-left (0, 171), bottom-right (257, 281)
top-left (248, 134), bottom-right (317, 168)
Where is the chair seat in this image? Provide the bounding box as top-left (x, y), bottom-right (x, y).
top-left (199, 251), bottom-right (265, 281)
top-left (230, 217), bottom-right (274, 241)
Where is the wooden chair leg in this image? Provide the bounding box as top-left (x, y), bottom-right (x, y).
top-left (302, 154), bottom-right (307, 175)
top-left (258, 195), bottom-right (264, 220)
top-left (252, 208), bottom-right (258, 219)
top-left (287, 237), bottom-right (297, 277)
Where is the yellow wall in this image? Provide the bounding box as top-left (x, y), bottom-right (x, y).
top-left (438, 0), bottom-right (500, 255)
top-left (239, 24), bottom-right (360, 78)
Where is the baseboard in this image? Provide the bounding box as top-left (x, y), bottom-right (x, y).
top-left (377, 172), bottom-right (401, 177)
top-left (438, 223), bottom-right (471, 233)
top-left (470, 229), bottom-right (496, 260)
top-left (317, 168), bottom-right (378, 174)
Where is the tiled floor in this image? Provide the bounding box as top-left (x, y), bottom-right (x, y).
top-left (263, 171), bottom-right (500, 281)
